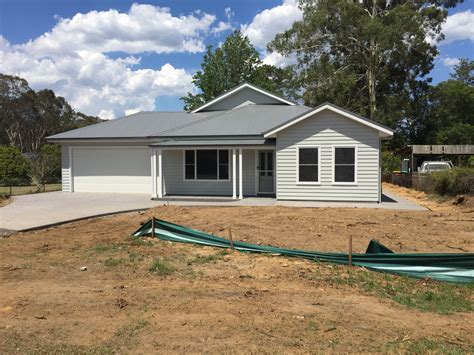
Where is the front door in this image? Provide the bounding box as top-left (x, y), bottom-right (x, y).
top-left (258, 150), bottom-right (275, 194)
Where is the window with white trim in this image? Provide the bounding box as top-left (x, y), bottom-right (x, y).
top-left (298, 147), bottom-right (319, 182)
top-left (184, 149), bottom-right (229, 180)
top-left (334, 147), bottom-right (356, 183)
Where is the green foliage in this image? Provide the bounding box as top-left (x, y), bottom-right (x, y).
top-left (188, 250), bottom-right (228, 265)
top-left (430, 167), bottom-right (474, 196)
top-left (0, 145), bottom-right (29, 193)
top-left (26, 144), bottom-right (61, 191)
top-left (451, 58), bottom-right (474, 86)
top-left (382, 151), bottom-right (401, 177)
top-left (408, 59), bottom-right (474, 145)
top-left (268, 0), bottom-right (458, 127)
top-left (0, 73), bottom-right (101, 153)
top-left (386, 337), bottom-right (472, 354)
top-left (149, 258), bottom-right (175, 275)
top-left (181, 30), bottom-right (295, 111)
top-left (331, 268), bottom-right (473, 314)
top-left (104, 257), bottom-right (125, 267)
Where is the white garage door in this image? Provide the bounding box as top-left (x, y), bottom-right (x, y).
top-left (72, 147), bottom-right (151, 193)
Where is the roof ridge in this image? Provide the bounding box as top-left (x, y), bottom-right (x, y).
top-left (190, 82), bottom-right (296, 113)
top-left (47, 111), bottom-right (145, 139)
top-left (147, 105), bottom-right (251, 138)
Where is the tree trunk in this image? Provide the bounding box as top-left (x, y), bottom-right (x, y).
top-left (367, 0), bottom-right (377, 121)
top-left (368, 64), bottom-right (376, 120)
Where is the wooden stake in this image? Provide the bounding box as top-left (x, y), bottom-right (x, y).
top-left (229, 228), bottom-right (234, 250)
top-left (348, 235), bottom-right (353, 267)
top-left (151, 217), bottom-right (155, 238)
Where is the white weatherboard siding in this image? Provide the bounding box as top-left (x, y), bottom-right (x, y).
top-left (199, 87), bottom-right (285, 111)
top-left (61, 145), bottom-right (71, 192)
top-left (162, 149), bottom-right (256, 196)
top-left (276, 111), bottom-right (380, 202)
top-left (72, 147), bottom-right (150, 193)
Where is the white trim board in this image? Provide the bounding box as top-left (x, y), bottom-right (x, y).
top-left (191, 83), bottom-right (295, 113)
top-left (264, 104), bottom-right (393, 138)
top-left (296, 145), bottom-right (321, 185)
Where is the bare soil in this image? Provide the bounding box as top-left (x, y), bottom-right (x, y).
top-left (1, 190), bottom-right (473, 353)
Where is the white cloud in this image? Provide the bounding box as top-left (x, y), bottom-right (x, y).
top-left (440, 10), bottom-right (474, 45)
top-left (442, 57), bottom-right (461, 67)
top-left (241, 0), bottom-right (301, 49)
top-left (262, 51), bottom-right (297, 68)
top-left (212, 21), bottom-right (234, 35)
top-left (0, 4), bottom-right (210, 119)
top-left (21, 4), bottom-right (216, 56)
top-left (1, 38), bottom-right (194, 120)
top-left (241, 0), bottom-right (301, 68)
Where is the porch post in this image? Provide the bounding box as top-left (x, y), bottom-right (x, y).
top-left (157, 149), bottom-right (163, 198)
top-left (151, 148), bottom-right (157, 198)
top-left (232, 149), bottom-right (237, 199)
top-left (238, 148), bottom-right (243, 200)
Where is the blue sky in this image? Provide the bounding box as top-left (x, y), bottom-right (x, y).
top-left (0, 0), bottom-right (473, 118)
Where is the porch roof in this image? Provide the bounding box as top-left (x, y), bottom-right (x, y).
top-left (149, 138), bottom-right (275, 147)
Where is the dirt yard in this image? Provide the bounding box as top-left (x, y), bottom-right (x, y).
top-left (1, 188), bottom-right (473, 353)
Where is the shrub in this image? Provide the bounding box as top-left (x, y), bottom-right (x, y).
top-left (382, 151), bottom-right (401, 178)
top-left (26, 144), bottom-right (61, 192)
top-left (431, 167), bottom-right (474, 196)
top-left (0, 145), bottom-right (29, 195)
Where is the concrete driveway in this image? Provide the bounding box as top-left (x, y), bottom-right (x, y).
top-left (1, 190), bottom-right (425, 232)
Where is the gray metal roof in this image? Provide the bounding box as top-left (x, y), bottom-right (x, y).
top-left (47, 104), bottom-right (310, 140)
top-left (150, 105), bottom-right (309, 137)
top-left (47, 111), bottom-right (219, 140)
top-left (149, 138), bottom-right (274, 147)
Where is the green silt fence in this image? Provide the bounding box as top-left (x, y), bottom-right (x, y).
top-left (133, 218), bottom-right (474, 284)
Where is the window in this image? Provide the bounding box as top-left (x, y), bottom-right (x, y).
top-left (184, 149), bottom-right (229, 180)
top-left (334, 147), bottom-right (356, 183)
top-left (185, 150), bottom-right (195, 179)
top-left (298, 147), bottom-right (319, 182)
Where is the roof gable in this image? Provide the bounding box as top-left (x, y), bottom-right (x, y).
top-left (263, 103), bottom-right (393, 138)
top-left (191, 83), bottom-right (295, 113)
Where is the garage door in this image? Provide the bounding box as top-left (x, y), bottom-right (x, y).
top-left (72, 147), bottom-right (151, 193)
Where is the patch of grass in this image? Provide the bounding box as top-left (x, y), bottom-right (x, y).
top-left (130, 237), bottom-right (155, 247)
top-left (88, 243), bottom-right (122, 253)
top-left (329, 268), bottom-right (473, 314)
top-left (306, 321), bottom-right (318, 331)
top-left (127, 251), bottom-right (144, 263)
top-left (188, 249), bottom-right (228, 265)
top-left (386, 337), bottom-right (473, 354)
top-left (115, 320), bottom-right (149, 338)
top-left (149, 258), bottom-right (175, 275)
top-left (104, 257), bottom-right (126, 267)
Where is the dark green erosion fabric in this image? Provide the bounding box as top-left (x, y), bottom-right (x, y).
top-left (132, 218), bottom-right (474, 284)
top-left (365, 240), bottom-right (394, 254)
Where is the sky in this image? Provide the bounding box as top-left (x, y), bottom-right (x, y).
top-left (0, 0), bottom-right (473, 119)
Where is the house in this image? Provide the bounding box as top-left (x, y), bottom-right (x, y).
top-left (47, 83), bottom-right (393, 202)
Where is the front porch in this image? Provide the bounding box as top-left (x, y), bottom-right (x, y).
top-left (150, 142), bottom-right (276, 200)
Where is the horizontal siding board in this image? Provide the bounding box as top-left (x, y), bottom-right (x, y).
top-left (61, 145), bottom-right (70, 192)
top-left (276, 110), bottom-right (380, 202)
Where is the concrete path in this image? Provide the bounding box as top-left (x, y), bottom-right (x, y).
top-left (0, 190), bottom-right (425, 232)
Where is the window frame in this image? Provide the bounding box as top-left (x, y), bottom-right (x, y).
top-left (296, 145), bottom-right (321, 185)
top-left (332, 145), bottom-right (358, 185)
top-left (183, 149), bottom-right (231, 182)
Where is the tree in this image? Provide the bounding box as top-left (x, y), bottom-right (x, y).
top-left (0, 74), bottom-right (102, 153)
top-left (451, 58), bottom-right (474, 86)
top-left (0, 145), bottom-right (28, 196)
top-left (268, 0), bottom-right (461, 128)
top-left (181, 30), bottom-right (296, 111)
top-left (26, 144), bottom-right (61, 192)
top-left (408, 59), bottom-right (474, 145)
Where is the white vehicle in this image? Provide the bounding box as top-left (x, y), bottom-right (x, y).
top-left (418, 161), bottom-right (453, 173)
